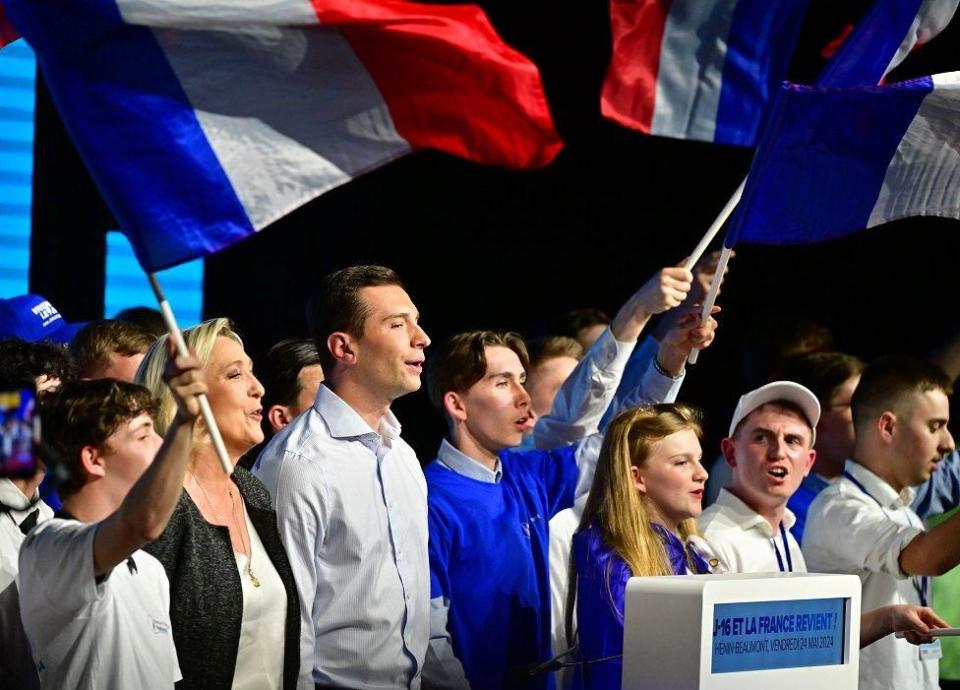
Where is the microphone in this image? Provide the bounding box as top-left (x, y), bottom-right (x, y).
top-left (511, 645), bottom-right (579, 681)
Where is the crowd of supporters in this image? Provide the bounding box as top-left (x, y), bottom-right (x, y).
top-left (0, 257), bottom-right (957, 690)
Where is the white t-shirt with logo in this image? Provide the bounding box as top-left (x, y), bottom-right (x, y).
top-left (18, 518), bottom-right (181, 689)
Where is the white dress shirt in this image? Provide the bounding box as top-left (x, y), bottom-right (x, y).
top-left (697, 488), bottom-right (806, 574)
top-left (803, 460), bottom-right (935, 690)
top-left (254, 384), bottom-right (429, 690)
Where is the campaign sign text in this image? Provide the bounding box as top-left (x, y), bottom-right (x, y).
top-left (711, 598), bottom-right (846, 673)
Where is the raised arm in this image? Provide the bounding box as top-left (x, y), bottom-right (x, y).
top-left (607, 306), bottom-right (718, 423)
top-left (534, 266), bottom-right (691, 449)
top-left (92, 345), bottom-right (204, 575)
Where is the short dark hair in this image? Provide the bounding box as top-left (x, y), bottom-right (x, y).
top-left (779, 351), bottom-right (865, 407)
top-left (40, 378), bottom-right (158, 496)
top-left (306, 265), bottom-right (404, 374)
top-left (113, 307), bottom-right (167, 339)
top-left (852, 356), bottom-right (953, 433)
top-left (260, 339), bottom-right (322, 410)
top-left (0, 338), bottom-right (76, 388)
top-left (527, 336), bottom-right (584, 369)
top-left (426, 331), bottom-right (529, 418)
top-left (70, 319), bottom-right (154, 378)
top-left (552, 308), bottom-right (610, 341)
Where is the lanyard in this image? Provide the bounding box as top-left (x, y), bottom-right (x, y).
top-left (771, 522), bottom-right (794, 573)
top-left (842, 470), bottom-right (928, 607)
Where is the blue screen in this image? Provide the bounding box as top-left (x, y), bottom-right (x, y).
top-left (711, 598), bottom-right (847, 673)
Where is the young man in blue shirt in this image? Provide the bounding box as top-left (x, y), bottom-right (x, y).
top-left (421, 266), bottom-right (710, 689)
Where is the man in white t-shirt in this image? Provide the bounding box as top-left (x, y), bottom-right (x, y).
top-left (804, 357), bottom-right (960, 690)
top-left (697, 381), bottom-right (820, 574)
top-left (18, 346), bottom-right (205, 689)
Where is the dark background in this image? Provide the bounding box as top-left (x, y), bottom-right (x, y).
top-left (28, 0), bottom-right (960, 461)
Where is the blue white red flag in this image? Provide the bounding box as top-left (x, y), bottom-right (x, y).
top-left (4, 0), bottom-right (563, 271)
top-left (601, 0), bottom-right (810, 147)
top-left (727, 72), bottom-right (960, 246)
top-left (817, 0), bottom-right (959, 87)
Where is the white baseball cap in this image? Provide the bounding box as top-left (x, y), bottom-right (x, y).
top-left (728, 381), bottom-right (821, 443)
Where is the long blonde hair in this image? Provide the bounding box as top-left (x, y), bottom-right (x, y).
top-left (134, 318), bottom-right (243, 436)
top-left (566, 403), bottom-right (703, 647)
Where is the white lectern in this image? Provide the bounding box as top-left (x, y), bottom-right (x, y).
top-left (621, 573), bottom-right (861, 690)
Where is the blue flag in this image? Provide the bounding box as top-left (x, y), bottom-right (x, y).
top-left (727, 73), bottom-right (960, 246)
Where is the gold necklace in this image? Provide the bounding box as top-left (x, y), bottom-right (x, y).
top-left (190, 472), bottom-right (261, 588)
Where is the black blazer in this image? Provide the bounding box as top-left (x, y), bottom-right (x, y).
top-left (145, 467), bottom-right (300, 690)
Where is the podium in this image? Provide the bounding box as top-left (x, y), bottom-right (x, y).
top-left (621, 573), bottom-right (861, 689)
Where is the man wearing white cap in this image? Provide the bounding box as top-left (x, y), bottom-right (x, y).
top-left (697, 381), bottom-right (820, 573)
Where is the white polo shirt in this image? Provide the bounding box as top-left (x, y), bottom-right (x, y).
top-left (803, 460), bottom-right (934, 690)
top-left (18, 518), bottom-right (181, 689)
top-left (696, 488), bottom-right (806, 574)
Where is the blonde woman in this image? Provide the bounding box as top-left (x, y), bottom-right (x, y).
top-left (566, 404), bottom-right (720, 690)
top-left (136, 319), bottom-right (299, 690)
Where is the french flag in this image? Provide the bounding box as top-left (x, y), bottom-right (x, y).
top-left (601, 0), bottom-right (810, 147)
top-left (728, 72), bottom-right (960, 246)
top-left (816, 0), bottom-right (959, 87)
top-left (4, 0), bottom-right (563, 272)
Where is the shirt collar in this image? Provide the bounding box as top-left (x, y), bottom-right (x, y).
top-left (716, 488), bottom-right (796, 537)
top-left (436, 438), bottom-right (502, 484)
top-left (843, 459), bottom-right (915, 508)
top-left (0, 478), bottom-right (37, 512)
top-left (313, 384), bottom-right (401, 444)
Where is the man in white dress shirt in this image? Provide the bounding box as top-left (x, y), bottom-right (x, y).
top-left (804, 357), bottom-right (960, 690)
top-left (254, 265), bottom-right (432, 689)
top-left (697, 381), bottom-right (820, 573)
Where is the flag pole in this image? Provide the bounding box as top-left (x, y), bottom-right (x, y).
top-left (681, 179), bottom-right (745, 271)
top-left (679, 178), bottom-right (744, 365)
top-left (687, 243), bottom-right (734, 365)
top-left (148, 273), bottom-right (234, 476)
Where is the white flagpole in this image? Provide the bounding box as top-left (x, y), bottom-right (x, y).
top-left (686, 245), bottom-right (733, 365)
top-left (679, 178), bottom-right (745, 365)
top-left (148, 273), bottom-right (234, 476)
top-left (681, 179), bottom-right (745, 271)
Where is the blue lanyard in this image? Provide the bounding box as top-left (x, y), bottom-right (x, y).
top-left (842, 470), bottom-right (928, 607)
top-left (771, 522), bottom-right (794, 573)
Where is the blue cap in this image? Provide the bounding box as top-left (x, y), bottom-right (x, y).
top-left (0, 294), bottom-right (85, 344)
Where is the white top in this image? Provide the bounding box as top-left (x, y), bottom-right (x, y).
top-left (254, 384), bottom-right (429, 690)
top-left (233, 504), bottom-right (286, 690)
top-left (803, 460), bottom-right (934, 690)
top-left (548, 496), bottom-right (585, 690)
top-left (697, 488), bottom-right (807, 574)
top-left (0, 478), bottom-right (53, 590)
top-left (18, 518), bottom-right (181, 689)
top-left (0, 479), bottom-right (53, 686)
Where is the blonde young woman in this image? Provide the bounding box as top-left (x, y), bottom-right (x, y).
top-left (136, 319), bottom-right (299, 690)
top-left (565, 404), bottom-right (721, 690)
